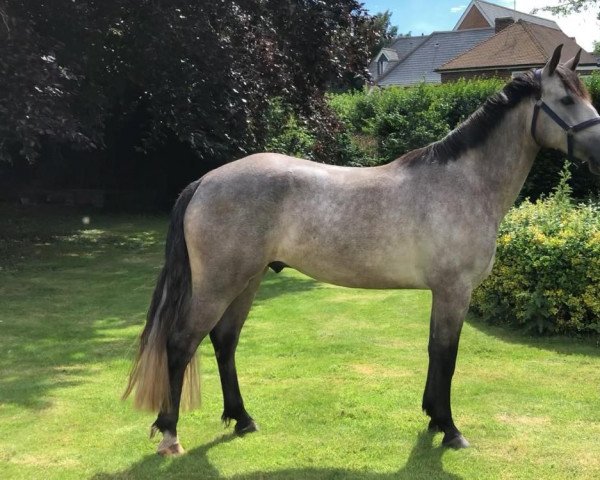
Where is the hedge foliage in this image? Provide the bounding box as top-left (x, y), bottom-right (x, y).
top-left (328, 74), bottom-right (600, 199)
top-left (297, 74), bottom-right (597, 198)
top-left (327, 78), bottom-right (503, 159)
top-left (471, 164), bottom-right (600, 335)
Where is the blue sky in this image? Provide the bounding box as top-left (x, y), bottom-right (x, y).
top-left (360, 0), bottom-right (516, 35)
top-left (360, 1), bottom-right (598, 49)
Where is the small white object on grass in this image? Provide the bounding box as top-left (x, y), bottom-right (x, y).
top-left (82, 216), bottom-right (90, 225)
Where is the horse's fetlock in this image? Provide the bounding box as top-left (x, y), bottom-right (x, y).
top-left (152, 415), bottom-right (177, 436)
top-left (221, 412), bottom-right (233, 427)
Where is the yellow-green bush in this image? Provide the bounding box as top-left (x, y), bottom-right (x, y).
top-left (471, 165), bottom-right (600, 335)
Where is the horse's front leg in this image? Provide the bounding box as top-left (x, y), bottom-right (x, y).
top-left (422, 283), bottom-right (471, 449)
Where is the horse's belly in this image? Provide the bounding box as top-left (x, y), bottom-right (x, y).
top-left (276, 244), bottom-right (428, 289)
top-left (302, 267), bottom-right (427, 290)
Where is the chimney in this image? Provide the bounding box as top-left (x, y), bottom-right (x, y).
top-left (495, 17), bottom-right (515, 33)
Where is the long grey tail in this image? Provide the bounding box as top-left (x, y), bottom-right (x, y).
top-left (122, 178), bottom-right (202, 411)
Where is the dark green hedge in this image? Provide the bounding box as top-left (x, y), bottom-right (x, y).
top-left (327, 74), bottom-right (600, 199)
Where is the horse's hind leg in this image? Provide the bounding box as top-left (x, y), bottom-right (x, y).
top-left (422, 283), bottom-right (472, 449)
top-left (151, 285), bottom-right (241, 455)
top-left (210, 271), bottom-right (265, 435)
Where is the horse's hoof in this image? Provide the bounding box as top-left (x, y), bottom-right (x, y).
top-left (157, 443), bottom-right (185, 456)
top-left (235, 419), bottom-right (259, 436)
top-left (156, 431), bottom-right (184, 456)
top-left (442, 434), bottom-right (470, 449)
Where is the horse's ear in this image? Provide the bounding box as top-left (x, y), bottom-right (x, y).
top-left (542, 44), bottom-right (563, 77)
top-left (564, 48), bottom-right (582, 71)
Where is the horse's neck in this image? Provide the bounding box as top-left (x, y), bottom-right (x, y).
top-left (462, 101), bottom-right (540, 219)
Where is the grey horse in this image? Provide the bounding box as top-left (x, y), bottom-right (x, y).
top-left (123, 45), bottom-right (600, 455)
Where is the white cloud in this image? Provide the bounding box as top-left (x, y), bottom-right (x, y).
top-left (513, 0), bottom-right (599, 50)
top-left (450, 5), bottom-right (467, 13)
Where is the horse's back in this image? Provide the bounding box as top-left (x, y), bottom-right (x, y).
top-left (199, 152), bottom-right (389, 188)
top-left (183, 152), bottom-right (497, 291)
top-left (187, 152), bottom-right (399, 217)
top-left (183, 153), bottom-right (426, 288)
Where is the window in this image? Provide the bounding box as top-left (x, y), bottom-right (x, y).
top-left (378, 54), bottom-right (388, 76)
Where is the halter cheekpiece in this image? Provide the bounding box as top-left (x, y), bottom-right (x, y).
top-left (531, 69), bottom-right (600, 161)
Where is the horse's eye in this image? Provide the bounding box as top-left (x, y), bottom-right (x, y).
top-left (560, 96), bottom-right (575, 106)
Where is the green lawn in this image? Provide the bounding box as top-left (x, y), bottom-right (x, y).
top-left (1, 204), bottom-right (599, 479)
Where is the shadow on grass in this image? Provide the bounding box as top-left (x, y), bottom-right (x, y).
top-left (92, 430), bottom-right (463, 480)
top-left (0, 206), bottom-right (321, 411)
top-left (0, 313), bottom-right (143, 410)
top-left (254, 270), bottom-right (322, 304)
top-left (466, 314), bottom-right (600, 357)
top-left (0, 205), bottom-right (167, 409)
top-left (1, 203), bottom-right (164, 270)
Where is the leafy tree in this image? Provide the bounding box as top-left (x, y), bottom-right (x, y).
top-left (0, 1), bottom-right (104, 163)
top-left (0, 0), bottom-right (377, 173)
top-left (369, 10), bottom-right (399, 58)
top-left (539, 0), bottom-right (600, 20)
top-left (593, 40), bottom-right (600, 55)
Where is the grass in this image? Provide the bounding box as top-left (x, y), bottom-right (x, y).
top-left (0, 203), bottom-right (599, 479)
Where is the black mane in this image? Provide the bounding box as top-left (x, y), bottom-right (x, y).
top-left (424, 71), bottom-right (541, 162)
top-left (398, 66), bottom-right (591, 166)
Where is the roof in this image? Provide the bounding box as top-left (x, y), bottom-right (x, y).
top-left (454, 0), bottom-right (560, 31)
top-left (389, 35), bottom-right (430, 60)
top-left (378, 48), bottom-right (399, 62)
top-left (438, 20), bottom-right (598, 72)
top-left (376, 28), bottom-right (495, 86)
top-left (368, 36), bottom-right (428, 80)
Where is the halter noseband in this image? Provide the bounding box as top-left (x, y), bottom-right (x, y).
top-left (531, 69), bottom-right (600, 161)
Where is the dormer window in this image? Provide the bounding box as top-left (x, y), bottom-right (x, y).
top-left (378, 54), bottom-right (389, 76)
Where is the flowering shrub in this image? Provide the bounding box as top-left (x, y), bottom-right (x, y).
top-left (471, 165), bottom-right (600, 335)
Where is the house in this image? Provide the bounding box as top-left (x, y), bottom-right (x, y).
top-left (368, 0), bottom-right (591, 87)
top-left (369, 36), bottom-right (428, 81)
top-left (454, 0), bottom-right (559, 31)
top-left (369, 28), bottom-right (494, 86)
top-left (437, 20), bottom-right (599, 81)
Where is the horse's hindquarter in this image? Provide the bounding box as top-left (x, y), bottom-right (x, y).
top-left (185, 154), bottom-right (499, 291)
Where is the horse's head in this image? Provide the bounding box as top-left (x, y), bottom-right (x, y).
top-left (531, 44), bottom-right (600, 174)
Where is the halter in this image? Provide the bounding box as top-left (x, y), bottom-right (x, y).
top-left (531, 69), bottom-right (600, 161)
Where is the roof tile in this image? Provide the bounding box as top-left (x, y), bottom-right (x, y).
top-left (438, 20), bottom-right (597, 71)
top-left (378, 28), bottom-right (494, 86)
